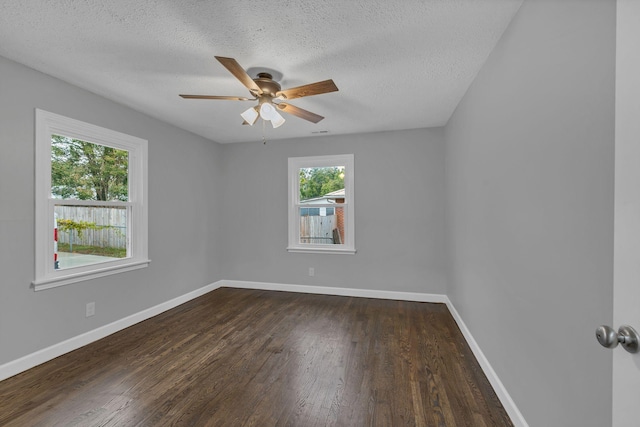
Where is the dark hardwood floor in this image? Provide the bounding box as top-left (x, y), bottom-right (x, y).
top-left (0, 288), bottom-right (513, 426)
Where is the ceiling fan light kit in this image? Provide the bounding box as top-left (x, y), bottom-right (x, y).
top-left (258, 102), bottom-right (286, 128)
top-left (180, 56), bottom-right (338, 129)
top-left (240, 106), bottom-right (259, 126)
top-left (271, 113), bottom-right (286, 129)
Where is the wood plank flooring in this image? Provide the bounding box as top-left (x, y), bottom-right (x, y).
top-left (0, 288), bottom-right (513, 426)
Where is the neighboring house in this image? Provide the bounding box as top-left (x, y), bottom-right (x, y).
top-left (317, 188), bottom-right (345, 204)
top-left (299, 188), bottom-right (344, 215)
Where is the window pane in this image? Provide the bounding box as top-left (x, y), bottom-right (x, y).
top-left (54, 205), bottom-right (128, 270)
top-left (299, 206), bottom-right (345, 245)
top-left (51, 134), bottom-right (129, 201)
top-left (299, 166), bottom-right (345, 202)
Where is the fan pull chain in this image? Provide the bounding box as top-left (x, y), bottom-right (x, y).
top-left (262, 118), bottom-right (267, 144)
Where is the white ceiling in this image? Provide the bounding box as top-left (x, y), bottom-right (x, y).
top-left (0, 0), bottom-right (522, 144)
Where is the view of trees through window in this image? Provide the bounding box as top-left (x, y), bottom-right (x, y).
top-left (51, 135), bottom-right (128, 201)
top-left (299, 166), bottom-right (344, 201)
top-left (52, 135), bottom-right (129, 267)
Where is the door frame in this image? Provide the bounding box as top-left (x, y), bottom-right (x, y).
top-left (613, 1), bottom-right (640, 425)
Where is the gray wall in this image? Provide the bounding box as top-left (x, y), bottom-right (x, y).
top-left (444, 1), bottom-right (615, 426)
top-left (0, 55), bottom-right (226, 365)
top-left (219, 128), bottom-right (447, 294)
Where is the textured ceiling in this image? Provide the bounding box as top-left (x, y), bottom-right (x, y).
top-left (0, 0), bottom-right (522, 144)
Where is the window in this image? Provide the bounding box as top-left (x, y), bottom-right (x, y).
top-left (287, 154), bottom-right (355, 254)
top-left (33, 109), bottom-right (149, 290)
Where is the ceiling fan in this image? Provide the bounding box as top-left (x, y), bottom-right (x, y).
top-left (180, 56), bottom-right (339, 128)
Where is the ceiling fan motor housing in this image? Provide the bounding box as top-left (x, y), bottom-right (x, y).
top-left (253, 73), bottom-right (281, 99)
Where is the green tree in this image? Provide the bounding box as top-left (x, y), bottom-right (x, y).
top-left (51, 135), bottom-right (128, 201)
top-left (299, 167), bottom-right (344, 201)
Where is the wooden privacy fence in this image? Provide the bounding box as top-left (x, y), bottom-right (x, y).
top-left (55, 206), bottom-right (127, 249)
top-left (299, 215), bottom-right (337, 244)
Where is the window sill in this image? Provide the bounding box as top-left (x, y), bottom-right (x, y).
top-left (32, 259), bottom-right (151, 291)
top-left (287, 246), bottom-right (356, 255)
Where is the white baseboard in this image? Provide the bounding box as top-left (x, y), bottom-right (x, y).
top-left (444, 300), bottom-right (529, 427)
top-left (1, 279), bottom-right (526, 426)
top-left (218, 279), bottom-right (450, 303)
top-left (0, 281), bottom-right (222, 382)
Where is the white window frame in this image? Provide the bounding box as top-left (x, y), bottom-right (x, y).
top-left (287, 154), bottom-right (355, 254)
top-left (33, 109), bottom-right (149, 290)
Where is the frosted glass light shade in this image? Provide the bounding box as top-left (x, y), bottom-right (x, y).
top-left (240, 106), bottom-right (259, 125)
top-left (271, 111), bottom-right (285, 128)
top-left (259, 103), bottom-right (277, 120)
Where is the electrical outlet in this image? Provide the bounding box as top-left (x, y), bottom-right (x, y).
top-left (86, 302), bottom-right (95, 317)
top-left (308, 267), bottom-right (315, 277)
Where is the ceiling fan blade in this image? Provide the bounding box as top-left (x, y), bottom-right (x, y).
top-left (215, 56), bottom-right (261, 93)
top-left (179, 94), bottom-right (255, 101)
top-left (276, 79), bottom-right (338, 100)
top-left (277, 103), bottom-right (324, 123)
